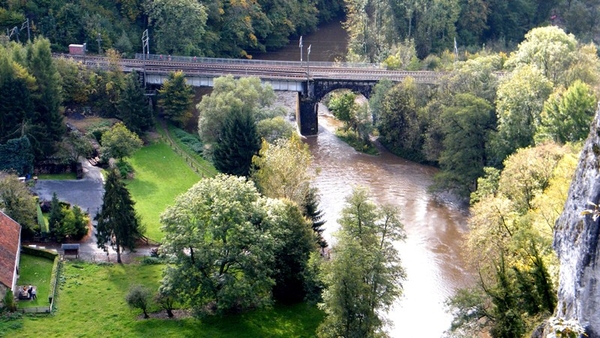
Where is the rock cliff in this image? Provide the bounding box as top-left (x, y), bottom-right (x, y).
top-left (554, 110), bottom-right (600, 337)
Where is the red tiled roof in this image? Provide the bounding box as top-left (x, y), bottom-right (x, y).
top-left (0, 211), bottom-right (21, 289)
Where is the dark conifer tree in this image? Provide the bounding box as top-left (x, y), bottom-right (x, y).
top-left (95, 169), bottom-right (144, 263)
top-left (212, 107), bottom-right (261, 177)
top-left (302, 186), bottom-right (328, 249)
top-left (118, 71), bottom-right (154, 135)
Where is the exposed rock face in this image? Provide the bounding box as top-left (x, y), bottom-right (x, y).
top-left (554, 111), bottom-right (600, 337)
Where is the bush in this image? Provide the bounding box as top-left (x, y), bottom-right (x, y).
top-left (172, 128), bottom-right (203, 154)
top-left (21, 246), bottom-right (59, 260)
top-left (125, 285), bottom-right (152, 318)
top-left (2, 290), bottom-right (16, 312)
top-left (116, 160), bottom-right (134, 178)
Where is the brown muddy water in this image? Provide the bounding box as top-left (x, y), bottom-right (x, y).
top-left (304, 109), bottom-right (472, 337)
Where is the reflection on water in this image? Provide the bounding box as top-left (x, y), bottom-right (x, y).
top-left (305, 114), bottom-right (472, 337)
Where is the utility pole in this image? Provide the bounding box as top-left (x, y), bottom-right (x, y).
top-left (141, 29), bottom-right (150, 60)
top-left (307, 44), bottom-right (311, 80)
top-left (299, 36), bottom-right (303, 63)
top-left (96, 33), bottom-right (102, 54)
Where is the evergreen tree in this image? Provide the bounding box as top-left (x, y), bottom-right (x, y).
top-left (25, 38), bottom-right (65, 158)
top-left (95, 169), bottom-right (144, 263)
top-left (117, 71), bottom-right (154, 135)
top-left (0, 136), bottom-right (34, 176)
top-left (302, 187), bottom-right (328, 249)
top-left (158, 71), bottom-right (194, 127)
top-left (212, 107), bottom-right (260, 177)
top-left (48, 192), bottom-right (63, 238)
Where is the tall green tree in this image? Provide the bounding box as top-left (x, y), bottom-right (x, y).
top-left (537, 80), bottom-right (597, 144)
top-left (144, 0), bottom-right (207, 55)
top-left (212, 106), bottom-right (260, 177)
top-left (0, 173), bottom-right (37, 233)
top-left (25, 37), bottom-right (65, 158)
top-left (318, 187), bottom-right (405, 338)
top-left (99, 122), bottom-right (143, 162)
top-left (160, 174), bottom-right (276, 315)
top-left (435, 93), bottom-right (495, 196)
top-left (118, 71), bottom-right (154, 135)
top-left (197, 76), bottom-right (276, 145)
top-left (0, 136), bottom-right (34, 176)
top-left (158, 71), bottom-right (194, 127)
top-left (301, 186), bottom-right (328, 249)
top-left (95, 169), bottom-right (144, 263)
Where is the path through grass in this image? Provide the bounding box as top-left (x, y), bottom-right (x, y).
top-left (127, 141), bottom-right (203, 242)
top-left (2, 261), bottom-right (323, 338)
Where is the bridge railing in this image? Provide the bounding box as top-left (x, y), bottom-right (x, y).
top-left (135, 53), bottom-right (382, 69)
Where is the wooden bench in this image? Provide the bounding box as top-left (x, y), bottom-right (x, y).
top-left (61, 243), bottom-right (80, 258)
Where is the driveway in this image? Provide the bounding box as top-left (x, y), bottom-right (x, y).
top-left (30, 161), bottom-right (155, 263)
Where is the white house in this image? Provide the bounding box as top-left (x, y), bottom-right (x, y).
top-left (0, 211), bottom-right (21, 305)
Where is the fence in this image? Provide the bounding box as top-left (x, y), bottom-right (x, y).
top-left (18, 247), bottom-right (61, 314)
top-left (158, 128), bottom-right (208, 178)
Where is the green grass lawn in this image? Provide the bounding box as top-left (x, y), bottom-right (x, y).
top-left (126, 141), bottom-right (204, 242)
top-left (16, 254), bottom-right (54, 308)
top-left (36, 173), bottom-right (78, 180)
top-left (1, 262), bottom-right (323, 338)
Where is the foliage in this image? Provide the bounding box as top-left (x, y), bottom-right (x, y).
top-left (54, 57), bottom-right (98, 105)
top-left (47, 192), bottom-right (89, 242)
top-left (158, 71), bottom-right (194, 127)
top-left (0, 136), bottom-right (34, 176)
top-left (57, 130), bottom-right (94, 164)
top-left (160, 174), bottom-right (275, 315)
top-left (377, 78), bottom-right (425, 162)
top-left (125, 285), bottom-right (152, 318)
top-left (144, 0), bottom-right (207, 55)
top-left (369, 79), bottom-right (394, 126)
top-left (256, 116), bottom-right (295, 143)
top-left (301, 187), bottom-right (328, 249)
top-left (434, 93), bottom-right (496, 196)
top-left (96, 169), bottom-right (144, 263)
top-left (0, 173), bottom-right (37, 232)
top-left (448, 142), bottom-right (579, 337)
top-left (328, 91), bottom-right (357, 130)
top-left (197, 76), bottom-right (276, 146)
top-left (100, 122), bottom-right (143, 161)
top-left (212, 106), bottom-right (261, 177)
top-left (251, 135), bottom-right (314, 206)
top-left (537, 80), bottom-right (597, 144)
top-left (117, 71), bottom-right (154, 135)
top-left (318, 187), bottom-right (405, 338)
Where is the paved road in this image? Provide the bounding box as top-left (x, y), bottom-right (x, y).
top-left (30, 161), bottom-right (156, 263)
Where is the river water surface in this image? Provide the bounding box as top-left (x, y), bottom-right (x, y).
top-left (259, 23), bottom-right (473, 337)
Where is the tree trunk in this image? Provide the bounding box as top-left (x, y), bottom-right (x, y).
top-left (116, 243), bottom-right (122, 263)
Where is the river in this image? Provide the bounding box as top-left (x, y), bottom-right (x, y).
top-left (259, 23), bottom-right (472, 337)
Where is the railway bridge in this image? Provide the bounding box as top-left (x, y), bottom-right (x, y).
top-left (65, 54), bottom-right (444, 135)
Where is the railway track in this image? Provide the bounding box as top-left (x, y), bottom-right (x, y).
top-left (56, 54), bottom-right (448, 83)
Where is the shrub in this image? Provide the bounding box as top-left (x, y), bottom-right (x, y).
top-left (125, 285), bottom-right (152, 318)
top-left (2, 290), bottom-right (16, 312)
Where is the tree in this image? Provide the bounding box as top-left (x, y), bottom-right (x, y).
top-left (492, 65), bottom-right (553, 162)
top-left (537, 80), bottom-right (597, 144)
top-left (158, 71), bottom-right (194, 127)
top-left (377, 78), bottom-right (424, 161)
top-left (251, 135), bottom-right (314, 206)
top-left (0, 136), bottom-right (34, 176)
top-left (95, 169), bottom-right (144, 263)
top-left (256, 116), bottom-right (295, 143)
top-left (160, 174), bottom-right (275, 315)
top-left (301, 187), bottom-right (328, 249)
top-left (48, 192), bottom-right (64, 239)
top-left (25, 37), bottom-right (65, 158)
top-left (99, 122), bottom-right (143, 162)
top-left (118, 71), bottom-right (154, 135)
top-left (212, 106), bottom-right (261, 177)
top-left (369, 79), bottom-right (394, 126)
top-left (0, 173), bottom-right (37, 233)
top-left (328, 91), bottom-right (357, 131)
top-left (197, 76), bottom-right (276, 145)
top-left (144, 0), bottom-right (207, 55)
top-left (434, 93), bottom-right (495, 196)
top-left (57, 130), bottom-right (94, 164)
top-left (318, 187), bottom-right (405, 338)
top-left (125, 285), bottom-right (152, 319)
top-left (270, 199), bottom-right (317, 303)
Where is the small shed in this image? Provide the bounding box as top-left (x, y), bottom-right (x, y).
top-left (61, 244), bottom-right (80, 259)
top-left (68, 44), bottom-right (85, 55)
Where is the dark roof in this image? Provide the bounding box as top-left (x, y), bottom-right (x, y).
top-left (0, 211), bottom-right (21, 289)
top-left (61, 244), bottom-right (80, 250)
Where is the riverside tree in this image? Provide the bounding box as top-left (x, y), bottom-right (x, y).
top-left (158, 71), bottom-right (194, 127)
top-left (95, 169), bottom-right (144, 263)
top-left (159, 174), bottom-right (276, 315)
top-left (318, 187), bottom-right (405, 338)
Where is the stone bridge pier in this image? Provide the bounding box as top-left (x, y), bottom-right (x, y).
top-left (296, 78), bottom-right (378, 136)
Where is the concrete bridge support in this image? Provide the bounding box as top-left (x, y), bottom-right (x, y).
top-left (298, 93), bottom-right (318, 136)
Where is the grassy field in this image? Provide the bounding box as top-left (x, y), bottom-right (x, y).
top-left (126, 141), bottom-right (205, 242)
top-left (1, 261), bottom-right (323, 338)
top-left (15, 254), bottom-right (54, 308)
